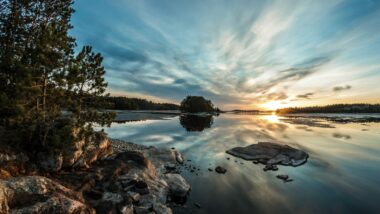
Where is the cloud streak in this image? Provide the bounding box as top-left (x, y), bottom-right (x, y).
top-left (333, 85), bottom-right (352, 92)
top-left (71, 0), bottom-right (380, 109)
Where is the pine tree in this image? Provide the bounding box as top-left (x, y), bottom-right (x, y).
top-left (66, 45), bottom-right (115, 128)
top-left (0, 0), bottom-right (114, 149)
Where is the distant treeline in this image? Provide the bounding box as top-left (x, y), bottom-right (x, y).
top-left (276, 104), bottom-right (380, 114)
top-left (97, 96), bottom-right (179, 110)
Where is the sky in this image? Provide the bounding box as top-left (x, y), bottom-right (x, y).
top-left (71, 0), bottom-right (380, 110)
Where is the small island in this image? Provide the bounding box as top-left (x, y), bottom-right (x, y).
top-left (180, 96), bottom-right (220, 113)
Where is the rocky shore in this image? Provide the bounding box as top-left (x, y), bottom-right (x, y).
top-left (0, 133), bottom-right (190, 214)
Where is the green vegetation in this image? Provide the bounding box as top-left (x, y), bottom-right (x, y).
top-left (180, 96), bottom-right (217, 113)
top-left (100, 96), bottom-right (179, 110)
top-left (276, 104), bottom-right (380, 114)
top-left (0, 0), bottom-right (114, 151)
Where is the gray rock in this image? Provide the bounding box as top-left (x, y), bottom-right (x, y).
top-left (215, 166), bottom-right (227, 174)
top-left (226, 142), bottom-right (308, 167)
top-left (263, 164), bottom-right (278, 171)
top-left (73, 132), bottom-right (112, 169)
top-left (174, 151), bottom-right (184, 164)
top-left (120, 204), bottom-right (134, 214)
top-left (0, 176), bottom-right (92, 213)
top-left (165, 173), bottom-right (190, 198)
top-left (164, 162), bottom-right (176, 170)
top-left (102, 192), bottom-right (123, 204)
top-left (276, 174), bottom-right (293, 182)
top-left (153, 203), bottom-right (172, 214)
top-left (127, 191), bottom-right (140, 202)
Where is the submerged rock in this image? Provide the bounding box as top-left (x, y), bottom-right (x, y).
top-left (263, 164), bottom-right (278, 171)
top-left (226, 142), bottom-right (308, 167)
top-left (215, 166), bottom-right (227, 174)
top-left (276, 174), bottom-right (293, 182)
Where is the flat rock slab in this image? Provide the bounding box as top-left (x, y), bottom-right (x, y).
top-left (226, 142), bottom-right (308, 167)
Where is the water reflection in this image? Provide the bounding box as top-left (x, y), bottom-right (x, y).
top-left (179, 115), bottom-right (214, 132)
top-left (102, 113), bottom-right (380, 214)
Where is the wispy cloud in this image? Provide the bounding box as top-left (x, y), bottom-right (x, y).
top-left (71, 0), bottom-right (380, 109)
top-left (333, 85), bottom-right (352, 92)
top-left (297, 93), bottom-right (314, 100)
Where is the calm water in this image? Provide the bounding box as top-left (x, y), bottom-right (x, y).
top-left (102, 113), bottom-right (380, 214)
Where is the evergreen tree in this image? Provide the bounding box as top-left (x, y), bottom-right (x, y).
top-left (66, 45), bottom-right (115, 128)
top-left (0, 0), bottom-right (114, 149)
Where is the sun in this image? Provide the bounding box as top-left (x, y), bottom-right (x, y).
top-left (262, 101), bottom-right (283, 111)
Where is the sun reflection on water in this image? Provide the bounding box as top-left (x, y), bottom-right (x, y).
top-left (263, 114), bottom-right (280, 123)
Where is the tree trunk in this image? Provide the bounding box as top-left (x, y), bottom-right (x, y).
top-left (42, 71), bottom-right (47, 122)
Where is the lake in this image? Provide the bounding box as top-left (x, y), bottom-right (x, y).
top-left (101, 112), bottom-right (380, 214)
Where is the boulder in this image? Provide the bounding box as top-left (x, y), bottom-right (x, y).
top-left (226, 142), bottom-right (308, 167)
top-left (0, 176), bottom-right (93, 213)
top-left (165, 173), bottom-right (190, 198)
top-left (72, 132), bottom-right (112, 169)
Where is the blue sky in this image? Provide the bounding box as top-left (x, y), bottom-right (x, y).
top-left (71, 0), bottom-right (380, 110)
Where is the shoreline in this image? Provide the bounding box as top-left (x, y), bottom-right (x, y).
top-left (0, 136), bottom-right (190, 214)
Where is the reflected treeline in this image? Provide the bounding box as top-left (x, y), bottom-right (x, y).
top-left (282, 115), bottom-right (380, 126)
top-left (179, 115), bottom-right (214, 132)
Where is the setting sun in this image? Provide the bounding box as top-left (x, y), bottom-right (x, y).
top-left (262, 101), bottom-right (283, 111)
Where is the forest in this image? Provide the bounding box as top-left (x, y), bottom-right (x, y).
top-left (100, 96), bottom-right (179, 110)
top-left (276, 104), bottom-right (380, 114)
